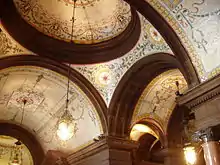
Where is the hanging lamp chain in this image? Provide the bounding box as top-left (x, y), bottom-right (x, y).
top-left (66, 63), bottom-right (71, 111)
top-left (70, 0), bottom-right (77, 42)
top-left (65, 0), bottom-right (76, 110)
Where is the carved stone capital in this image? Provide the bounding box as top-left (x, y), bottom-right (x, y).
top-left (192, 124), bottom-right (220, 143)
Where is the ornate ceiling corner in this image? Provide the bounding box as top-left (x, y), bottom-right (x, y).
top-left (0, 25), bottom-right (34, 57)
top-left (73, 14), bottom-right (172, 106)
top-left (132, 69), bottom-right (188, 132)
top-left (0, 66), bottom-right (104, 154)
top-left (147, 0), bottom-right (220, 81)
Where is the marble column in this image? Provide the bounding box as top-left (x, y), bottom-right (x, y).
top-left (202, 141), bottom-right (220, 165)
top-left (195, 127), bottom-right (220, 165)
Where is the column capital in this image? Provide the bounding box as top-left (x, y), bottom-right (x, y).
top-left (192, 124), bottom-right (220, 142)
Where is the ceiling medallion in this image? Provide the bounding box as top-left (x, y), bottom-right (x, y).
top-left (60, 0), bottom-right (99, 7)
top-left (95, 68), bottom-right (112, 86)
top-left (145, 24), bottom-right (163, 44)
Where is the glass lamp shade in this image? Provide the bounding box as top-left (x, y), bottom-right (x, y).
top-left (184, 146), bottom-right (196, 165)
top-left (57, 110), bottom-right (75, 141)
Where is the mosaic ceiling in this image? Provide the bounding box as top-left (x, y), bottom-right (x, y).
top-left (132, 69), bottom-right (188, 133)
top-left (13, 0), bottom-right (131, 44)
top-left (0, 135), bottom-right (33, 165)
top-left (0, 13), bottom-right (172, 105)
top-left (0, 66), bottom-right (103, 154)
top-left (73, 14), bottom-right (172, 105)
top-left (149, 0), bottom-right (220, 81)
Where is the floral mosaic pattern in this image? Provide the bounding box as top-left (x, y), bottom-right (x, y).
top-left (131, 69), bottom-right (188, 132)
top-left (0, 25), bottom-right (32, 57)
top-left (0, 66), bottom-right (103, 153)
top-left (0, 28), bottom-right (23, 56)
top-left (73, 14), bottom-right (172, 105)
top-left (14, 0), bottom-right (131, 44)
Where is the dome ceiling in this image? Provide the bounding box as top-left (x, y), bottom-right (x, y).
top-left (0, 66), bottom-right (103, 153)
top-left (14, 0), bottom-right (131, 44)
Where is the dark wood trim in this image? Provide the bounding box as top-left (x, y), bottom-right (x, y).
top-left (0, 0), bottom-right (141, 64)
top-left (0, 55), bottom-right (108, 134)
top-left (108, 53), bottom-right (186, 137)
top-left (124, 0), bottom-right (200, 87)
top-left (0, 122), bottom-right (45, 165)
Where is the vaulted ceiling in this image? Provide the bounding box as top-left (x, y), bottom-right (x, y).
top-left (0, 66), bottom-right (103, 153)
top-left (0, 0), bottom-right (220, 160)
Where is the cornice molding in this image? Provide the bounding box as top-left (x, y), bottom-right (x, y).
top-left (60, 136), bottom-right (139, 165)
top-left (177, 74), bottom-right (220, 109)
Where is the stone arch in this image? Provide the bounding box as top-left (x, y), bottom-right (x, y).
top-left (108, 53), bottom-right (187, 137)
top-left (0, 55), bottom-right (108, 155)
top-left (0, 55), bottom-right (108, 134)
top-left (0, 122), bottom-right (45, 165)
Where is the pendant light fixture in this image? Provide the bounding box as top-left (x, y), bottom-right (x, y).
top-left (9, 99), bottom-right (27, 165)
top-left (56, 0), bottom-right (77, 141)
top-left (56, 63), bottom-right (75, 141)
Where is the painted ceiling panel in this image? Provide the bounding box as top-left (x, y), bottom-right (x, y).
top-left (132, 69), bottom-right (187, 132)
top-left (0, 66), bottom-right (103, 154)
top-left (0, 12), bottom-right (172, 106)
top-left (0, 136), bottom-right (33, 165)
top-left (73, 14), bottom-right (172, 105)
top-left (13, 0), bottom-right (131, 44)
top-left (147, 0), bottom-right (220, 81)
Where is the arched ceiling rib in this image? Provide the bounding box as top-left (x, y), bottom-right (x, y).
top-left (0, 66), bottom-right (103, 154)
top-left (132, 69), bottom-right (188, 132)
